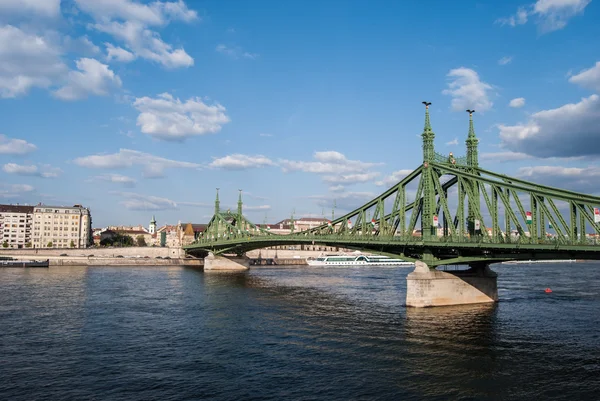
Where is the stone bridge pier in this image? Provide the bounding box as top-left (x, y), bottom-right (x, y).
top-left (406, 261), bottom-right (498, 307)
top-left (204, 252), bottom-right (250, 271)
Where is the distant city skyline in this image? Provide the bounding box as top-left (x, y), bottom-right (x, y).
top-left (1, 0), bottom-right (599, 227)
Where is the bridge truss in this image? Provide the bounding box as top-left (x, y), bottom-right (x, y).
top-left (185, 105), bottom-right (600, 267)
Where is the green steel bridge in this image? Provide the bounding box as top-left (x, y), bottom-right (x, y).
top-left (184, 103), bottom-right (600, 268)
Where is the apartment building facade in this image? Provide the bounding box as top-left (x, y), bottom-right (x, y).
top-left (0, 205), bottom-right (34, 249)
top-left (31, 205), bottom-right (92, 248)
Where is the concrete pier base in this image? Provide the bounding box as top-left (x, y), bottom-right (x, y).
top-left (406, 261), bottom-right (498, 307)
top-left (204, 253), bottom-right (249, 271)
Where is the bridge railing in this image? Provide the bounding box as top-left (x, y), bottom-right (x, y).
top-left (190, 232), bottom-right (600, 247)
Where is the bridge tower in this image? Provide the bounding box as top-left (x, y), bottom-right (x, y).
top-left (465, 110), bottom-right (481, 236)
top-left (214, 188), bottom-right (220, 215)
top-left (237, 189), bottom-right (244, 232)
top-left (421, 101), bottom-right (436, 240)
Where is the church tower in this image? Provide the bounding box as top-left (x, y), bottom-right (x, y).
top-left (149, 215), bottom-right (157, 234)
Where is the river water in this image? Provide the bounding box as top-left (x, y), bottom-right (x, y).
top-left (1, 262), bottom-right (599, 400)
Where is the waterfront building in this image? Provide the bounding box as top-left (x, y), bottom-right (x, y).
top-left (31, 204), bottom-right (92, 248)
top-left (0, 205), bottom-right (34, 249)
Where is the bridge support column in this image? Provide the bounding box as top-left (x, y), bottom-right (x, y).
top-left (204, 252), bottom-right (249, 271)
top-left (406, 261), bottom-right (498, 307)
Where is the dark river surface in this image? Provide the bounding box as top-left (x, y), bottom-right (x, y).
top-left (1, 262), bottom-right (599, 400)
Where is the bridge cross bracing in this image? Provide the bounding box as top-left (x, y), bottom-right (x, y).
top-left (185, 103), bottom-right (600, 267)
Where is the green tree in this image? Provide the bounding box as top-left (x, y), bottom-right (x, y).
top-left (47, 241), bottom-right (53, 248)
top-left (136, 235), bottom-right (147, 247)
top-left (2, 241), bottom-right (8, 248)
top-left (25, 242), bottom-right (32, 248)
top-left (70, 240), bottom-right (75, 248)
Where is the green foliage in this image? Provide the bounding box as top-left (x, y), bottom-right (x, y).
top-left (2, 241), bottom-right (8, 248)
top-left (136, 235), bottom-right (147, 247)
top-left (47, 241), bottom-right (53, 248)
top-left (25, 242), bottom-right (32, 248)
top-left (100, 233), bottom-right (134, 247)
top-left (70, 240), bottom-right (75, 248)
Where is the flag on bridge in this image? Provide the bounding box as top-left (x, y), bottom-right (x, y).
top-left (526, 211), bottom-right (532, 224)
top-left (548, 221), bottom-right (553, 229)
top-left (348, 220), bottom-right (353, 229)
top-left (433, 215), bottom-right (439, 227)
top-left (327, 221), bottom-right (332, 228)
top-left (594, 207), bottom-right (600, 223)
top-left (371, 219), bottom-right (377, 227)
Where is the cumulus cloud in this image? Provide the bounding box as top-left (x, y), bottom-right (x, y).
top-left (54, 58), bottom-right (122, 100)
top-left (133, 92), bottom-right (230, 141)
top-left (442, 67), bottom-right (494, 112)
top-left (509, 97), bottom-right (526, 108)
top-left (569, 61), bottom-right (600, 92)
top-left (446, 138), bottom-right (459, 146)
top-left (209, 154), bottom-right (274, 170)
top-left (497, 0), bottom-right (591, 33)
top-left (0, 0), bottom-right (61, 18)
top-left (498, 56), bottom-right (513, 65)
top-left (280, 151), bottom-right (382, 187)
top-left (0, 135), bottom-right (37, 155)
top-left (2, 163), bottom-right (62, 178)
top-left (518, 165), bottom-right (600, 193)
top-left (73, 148), bottom-right (200, 178)
top-left (105, 43), bottom-right (136, 62)
top-left (376, 169), bottom-right (413, 187)
top-left (76, 0), bottom-right (197, 68)
top-left (499, 94), bottom-right (600, 158)
top-left (0, 25), bottom-right (67, 98)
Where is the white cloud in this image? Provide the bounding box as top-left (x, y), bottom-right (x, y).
top-left (216, 44), bottom-right (258, 60)
top-left (442, 67), bottom-right (494, 112)
top-left (2, 163), bottom-right (62, 178)
top-left (480, 151), bottom-right (534, 162)
top-left (509, 97), bottom-right (526, 108)
top-left (446, 138), bottom-right (459, 146)
top-left (280, 151), bottom-right (379, 174)
top-left (63, 36), bottom-right (101, 56)
top-left (10, 184), bottom-right (34, 193)
top-left (329, 185), bottom-right (345, 192)
top-left (0, 135), bottom-right (37, 155)
top-left (244, 205), bottom-right (272, 211)
top-left (105, 43), bottom-right (136, 62)
top-left (209, 154), bottom-right (274, 170)
top-left (322, 172), bottom-right (380, 185)
top-left (497, 0), bottom-right (591, 33)
top-left (54, 58), bottom-right (122, 100)
top-left (499, 94), bottom-right (600, 158)
top-left (569, 61), bottom-right (600, 92)
top-left (0, 0), bottom-right (61, 18)
top-left (517, 165), bottom-right (600, 193)
top-left (0, 25), bottom-right (67, 98)
top-left (259, 133), bottom-right (273, 137)
top-left (93, 173), bottom-right (137, 187)
top-left (73, 148), bottom-right (200, 178)
top-left (133, 92), bottom-right (230, 141)
top-left (498, 56), bottom-right (513, 65)
top-left (376, 169), bottom-right (413, 187)
top-left (76, 0), bottom-right (197, 69)
top-left (115, 191), bottom-right (179, 211)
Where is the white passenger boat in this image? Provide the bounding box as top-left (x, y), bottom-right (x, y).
top-left (306, 254), bottom-right (414, 267)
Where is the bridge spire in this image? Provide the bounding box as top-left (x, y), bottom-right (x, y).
top-left (421, 101), bottom-right (435, 163)
top-left (237, 189), bottom-right (243, 217)
top-left (465, 109), bottom-right (479, 168)
top-left (214, 188), bottom-right (220, 214)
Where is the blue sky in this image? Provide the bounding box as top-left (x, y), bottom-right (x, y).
top-left (1, 0), bottom-right (599, 228)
